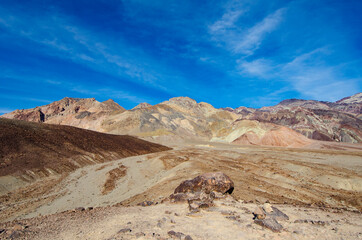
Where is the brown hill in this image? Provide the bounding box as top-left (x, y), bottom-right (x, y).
top-left (0, 118), bottom-right (170, 179)
top-left (2, 97), bottom-right (126, 131)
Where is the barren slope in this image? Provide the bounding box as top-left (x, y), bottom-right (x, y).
top-left (0, 118), bottom-right (170, 180)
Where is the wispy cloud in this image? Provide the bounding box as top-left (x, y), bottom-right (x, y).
top-left (237, 58), bottom-right (275, 78)
top-left (209, 7), bottom-right (286, 55)
top-left (238, 47), bottom-right (360, 101)
top-left (0, 6), bottom-right (178, 95)
top-left (209, 9), bottom-right (244, 34)
top-left (234, 8), bottom-right (285, 55)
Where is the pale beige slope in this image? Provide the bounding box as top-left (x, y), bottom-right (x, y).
top-left (101, 97), bottom-right (239, 140)
top-left (211, 120), bottom-right (313, 147)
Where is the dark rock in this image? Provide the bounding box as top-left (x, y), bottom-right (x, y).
top-left (174, 172), bottom-right (234, 195)
top-left (118, 228), bottom-right (132, 233)
top-left (254, 218), bottom-right (283, 232)
top-left (266, 206), bottom-right (289, 221)
top-left (167, 230), bottom-right (185, 239)
top-left (294, 219), bottom-right (329, 226)
top-left (185, 235), bottom-right (193, 240)
top-left (188, 198), bottom-right (213, 212)
top-left (75, 207), bottom-right (85, 211)
top-left (169, 193), bottom-right (190, 203)
top-left (138, 201), bottom-right (154, 207)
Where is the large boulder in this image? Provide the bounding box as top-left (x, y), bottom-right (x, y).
top-left (174, 172), bottom-right (234, 194)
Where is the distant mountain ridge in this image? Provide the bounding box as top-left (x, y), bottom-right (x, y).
top-left (225, 93), bottom-right (362, 143)
top-left (2, 93), bottom-right (362, 145)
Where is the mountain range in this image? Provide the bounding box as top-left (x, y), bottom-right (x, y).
top-left (2, 93), bottom-right (362, 146)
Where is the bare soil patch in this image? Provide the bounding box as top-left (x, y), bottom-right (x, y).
top-left (102, 166), bottom-right (127, 195)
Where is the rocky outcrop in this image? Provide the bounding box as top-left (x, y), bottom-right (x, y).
top-left (2, 97), bottom-right (125, 131)
top-left (132, 102), bottom-right (152, 110)
top-left (253, 203), bottom-right (289, 232)
top-left (173, 172), bottom-right (234, 195)
top-left (169, 172), bottom-right (234, 213)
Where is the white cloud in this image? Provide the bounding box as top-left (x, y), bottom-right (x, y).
top-left (209, 9), bottom-right (244, 34)
top-left (209, 7), bottom-right (286, 56)
top-left (240, 48), bottom-right (360, 101)
top-left (237, 58), bottom-right (275, 78)
top-left (233, 8), bottom-right (285, 55)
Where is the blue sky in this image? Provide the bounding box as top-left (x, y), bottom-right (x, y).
top-left (0, 0), bottom-right (361, 113)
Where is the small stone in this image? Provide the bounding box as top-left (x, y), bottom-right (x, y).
top-left (254, 218), bottom-right (283, 232)
top-left (165, 211), bottom-right (172, 214)
top-left (185, 235), bottom-right (193, 240)
top-left (135, 232), bottom-right (146, 237)
top-left (118, 228), bottom-right (132, 233)
top-left (167, 230), bottom-right (185, 239)
top-left (263, 203), bottom-right (273, 213)
top-left (138, 201), bottom-right (154, 207)
top-left (12, 224), bottom-right (24, 231)
top-left (253, 207), bottom-right (266, 220)
top-left (75, 207), bottom-right (85, 211)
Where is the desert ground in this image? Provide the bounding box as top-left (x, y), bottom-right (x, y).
top-left (1, 139), bottom-right (361, 239)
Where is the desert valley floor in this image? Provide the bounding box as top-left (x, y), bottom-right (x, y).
top-left (1, 139), bottom-right (361, 239)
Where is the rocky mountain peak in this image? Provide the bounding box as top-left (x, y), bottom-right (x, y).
top-left (165, 97), bottom-right (198, 109)
top-left (279, 99), bottom-right (305, 106)
top-left (102, 99), bottom-right (124, 111)
top-left (132, 102), bottom-right (152, 110)
top-left (336, 92), bottom-right (362, 104)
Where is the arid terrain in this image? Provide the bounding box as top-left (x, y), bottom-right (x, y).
top-left (1, 137), bottom-right (362, 239)
top-left (0, 94), bottom-right (361, 239)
